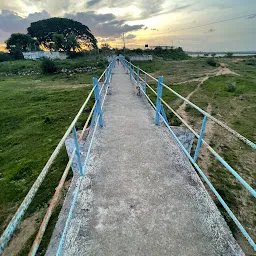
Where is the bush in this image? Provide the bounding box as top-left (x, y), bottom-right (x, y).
top-left (96, 60), bottom-right (108, 68)
top-left (227, 81), bottom-right (236, 92)
top-left (40, 58), bottom-right (57, 74)
top-left (0, 52), bottom-right (13, 62)
top-left (10, 49), bottom-right (24, 60)
top-left (206, 58), bottom-right (218, 67)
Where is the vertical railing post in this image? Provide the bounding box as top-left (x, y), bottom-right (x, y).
top-left (72, 127), bottom-right (83, 175)
top-left (93, 77), bottom-right (103, 127)
top-left (129, 62), bottom-right (132, 79)
top-left (143, 73), bottom-right (147, 95)
top-left (137, 66), bottom-right (140, 84)
top-left (193, 115), bottom-right (208, 161)
top-left (155, 76), bottom-right (164, 125)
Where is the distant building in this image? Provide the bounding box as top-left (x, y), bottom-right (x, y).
top-left (22, 51), bottom-right (68, 60)
top-left (130, 55), bottom-right (153, 61)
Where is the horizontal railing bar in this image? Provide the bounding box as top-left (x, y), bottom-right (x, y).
top-left (28, 94), bottom-right (98, 256)
top-left (0, 83), bottom-right (97, 254)
top-left (123, 57), bottom-right (256, 251)
top-left (127, 59), bottom-right (255, 150)
top-left (0, 61), bottom-right (113, 254)
top-left (161, 83), bottom-right (256, 150)
top-left (159, 98), bottom-right (256, 198)
top-left (159, 115), bottom-right (256, 251)
top-left (56, 74), bottom-right (111, 255)
top-left (132, 66), bottom-right (256, 198)
top-left (132, 76), bottom-right (156, 110)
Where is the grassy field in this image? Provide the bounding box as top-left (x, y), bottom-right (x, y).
top-left (133, 57), bottom-right (256, 254)
top-left (0, 55), bottom-right (107, 75)
top-left (0, 57), bottom-right (105, 255)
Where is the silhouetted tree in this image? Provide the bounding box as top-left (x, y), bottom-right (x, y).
top-left (6, 33), bottom-right (39, 53)
top-left (27, 18), bottom-right (97, 51)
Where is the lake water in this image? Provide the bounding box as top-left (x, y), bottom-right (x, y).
top-left (189, 53), bottom-right (256, 58)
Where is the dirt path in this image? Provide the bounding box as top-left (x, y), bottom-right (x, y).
top-left (177, 76), bottom-right (209, 123)
top-left (176, 64), bottom-right (239, 123)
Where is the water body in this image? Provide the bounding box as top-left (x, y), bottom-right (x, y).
top-left (189, 53), bottom-right (256, 58)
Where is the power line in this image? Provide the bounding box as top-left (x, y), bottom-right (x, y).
top-left (169, 12), bottom-right (256, 32)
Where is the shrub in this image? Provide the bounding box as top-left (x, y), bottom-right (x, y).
top-left (0, 52), bottom-right (13, 62)
top-left (185, 104), bottom-right (193, 112)
top-left (227, 81), bottom-right (236, 92)
top-left (206, 58), bottom-right (218, 67)
top-left (96, 60), bottom-right (108, 68)
top-left (40, 58), bottom-right (57, 74)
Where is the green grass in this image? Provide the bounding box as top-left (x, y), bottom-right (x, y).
top-left (0, 55), bottom-right (108, 75)
top-left (0, 60), bottom-right (40, 74)
top-left (185, 60), bottom-right (256, 252)
top-left (0, 62), bottom-right (104, 254)
top-left (133, 58), bottom-right (217, 84)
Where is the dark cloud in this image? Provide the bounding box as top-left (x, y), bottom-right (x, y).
top-left (0, 9), bottom-right (143, 42)
top-left (0, 10), bottom-right (50, 33)
top-left (248, 14), bottom-right (256, 19)
top-left (208, 28), bottom-right (215, 33)
top-left (86, 0), bottom-right (101, 7)
top-left (64, 11), bottom-right (144, 38)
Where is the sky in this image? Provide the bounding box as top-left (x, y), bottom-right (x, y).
top-left (0, 0), bottom-right (256, 52)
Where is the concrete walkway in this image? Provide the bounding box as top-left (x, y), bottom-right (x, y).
top-left (47, 64), bottom-right (243, 255)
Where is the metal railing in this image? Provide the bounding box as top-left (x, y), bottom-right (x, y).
top-left (121, 57), bottom-right (256, 252)
top-left (0, 59), bottom-right (116, 255)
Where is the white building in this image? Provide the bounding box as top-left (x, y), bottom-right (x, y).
top-left (130, 55), bottom-right (153, 61)
top-left (22, 51), bottom-right (68, 60)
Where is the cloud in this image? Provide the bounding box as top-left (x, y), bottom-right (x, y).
top-left (0, 10), bottom-right (50, 33)
top-left (125, 34), bottom-right (136, 39)
top-left (86, 0), bottom-right (101, 7)
top-left (0, 9), bottom-right (143, 42)
top-left (208, 28), bottom-right (215, 33)
top-left (248, 14), bottom-right (256, 19)
top-left (64, 11), bottom-right (144, 38)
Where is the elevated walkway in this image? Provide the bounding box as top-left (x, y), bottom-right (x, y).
top-left (46, 64), bottom-right (243, 255)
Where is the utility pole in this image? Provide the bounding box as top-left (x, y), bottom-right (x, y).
top-left (122, 33), bottom-right (126, 49)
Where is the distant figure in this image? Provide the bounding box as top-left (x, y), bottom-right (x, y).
top-left (117, 57), bottom-right (120, 65)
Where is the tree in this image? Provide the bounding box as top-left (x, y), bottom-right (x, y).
top-left (225, 52), bottom-right (233, 58)
top-left (53, 34), bottom-right (65, 51)
top-left (65, 34), bottom-right (80, 52)
top-left (52, 33), bottom-right (80, 53)
top-left (211, 53), bottom-right (216, 57)
top-left (101, 43), bottom-right (111, 50)
top-left (27, 18), bottom-right (97, 51)
top-left (5, 33), bottom-right (39, 53)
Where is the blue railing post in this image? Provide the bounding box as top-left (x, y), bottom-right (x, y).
top-left (155, 76), bottom-right (164, 125)
top-left (143, 73), bottom-right (147, 94)
top-left (193, 115), bottom-right (208, 161)
top-left (93, 77), bottom-right (103, 127)
top-left (136, 66), bottom-right (140, 84)
top-left (129, 62), bottom-right (132, 79)
top-left (72, 127), bottom-right (83, 175)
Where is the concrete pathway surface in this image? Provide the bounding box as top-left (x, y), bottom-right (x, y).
top-left (47, 64), bottom-right (244, 256)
